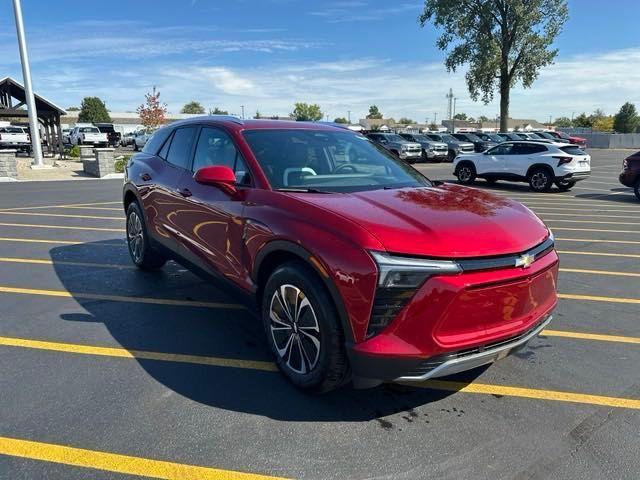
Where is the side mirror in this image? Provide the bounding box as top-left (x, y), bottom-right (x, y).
top-left (194, 165), bottom-right (237, 195)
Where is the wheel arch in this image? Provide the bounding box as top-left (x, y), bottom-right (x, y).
top-left (253, 240), bottom-right (354, 343)
top-left (526, 163), bottom-right (555, 179)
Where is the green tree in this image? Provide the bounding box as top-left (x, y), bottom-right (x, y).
top-left (291, 103), bottom-right (323, 122)
top-left (67, 106), bottom-right (79, 111)
top-left (209, 107), bottom-right (229, 115)
top-left (592, 116), bottom-right (614, 132)
top-left (398, 117), bottom-right (415, 124)
top-left (478, 115), bottom-right (489, 122)
top-left (613, 102), bottom-right (639, 133)
top-left (420, 0), bottom-right (568, 132)
top-left (573, 112), bottom-right (592, 128)
top-left (428, 123), bottom-right (439, 131)
top-left (366, 105), bottom-right (383, 119)
top-left (553, 116), bottom-right (572, 127)
top-left (180, 101), bottom-right (205, 114)
top-left (254, 110), bottom-right (263, 119)
top-left (78, 97), bottom-right (111, 123)
top-left (453, 112), bottom-right (467, 121)
top-left (333, 117), bottom-right (349, 124)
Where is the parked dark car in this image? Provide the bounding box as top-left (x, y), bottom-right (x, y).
top-left (497, 132), bottom-right (523, 141)
top-left (123, 117), bottom-right (558, 392)
top-left (619, 150), bottom-right (640, 200)
top-left (365, 132), bottom-right (422, 163)
top-left (476, 132), bottom-right (505, 144)
top-left (451, 132), bottom-right (498, 153)
top-left (398, 132), bottom-right (448, 161)
top-left (423, 133), bottom-right (474, 161)
top-left (547, 130), bottom-right (587, 149)
top-left (95, 123), bottom-right (122, 147)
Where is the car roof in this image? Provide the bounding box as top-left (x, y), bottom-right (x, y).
top-left (165, 116), bottom-right (352, 133)
top-left (498, 140), bottom-right (574, 147)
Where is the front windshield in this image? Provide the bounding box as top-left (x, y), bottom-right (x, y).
top-left (464, 133), bottom-right (482, 142)
top-left (439, 134), bottom-right (456, 142)
top-left (385, 134), bottom-right (404, 142)
top-left (243, 129), bottom-right (432, 193)
top-left (413, 135), bottom-right (431, 142)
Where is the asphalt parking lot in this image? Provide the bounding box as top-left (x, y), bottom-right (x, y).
top-left (0, 149), bottom-right (638, 480)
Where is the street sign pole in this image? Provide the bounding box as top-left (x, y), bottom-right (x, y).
top-left (12, 0), bottom-right (44, 167)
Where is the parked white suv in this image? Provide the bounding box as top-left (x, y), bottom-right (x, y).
top-left (453, 141), bottom-right (591, 192)
top-left (70, 126), bottom-right (108, 147)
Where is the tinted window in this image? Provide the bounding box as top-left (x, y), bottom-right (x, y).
top-left (157, 132), bottom-right (173, 160)
top-left (79, 127), bottom-right (99, 133)
top-left (488, 144), bottom-right (514, 155)
top-left (513, 143), bottom-right (547, 154)
top-left (165, 127), bottom-right (197, 169)
top-left (243, 129), bottom-right (431, 192)
top-left (142, 127), bottom-right (172, 155)
top-left (559, 146), bottom-right (585, 156)
top-left (193, 127), bottom-right (250, 184)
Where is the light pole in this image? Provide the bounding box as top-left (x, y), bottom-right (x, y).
top-left (452, 98), bottom-right (457, 132)
top-left (240, 105), bottom-right (245, 119)
top-left (434, 112), bottom-right (438, 126)
top-left (12, 0), bottom-right (43, 167)
top-left (347, 110), bottom-right (351, 124)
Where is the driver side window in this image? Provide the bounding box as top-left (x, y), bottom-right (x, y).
top-left (193, 127), bottom-right (252, 185)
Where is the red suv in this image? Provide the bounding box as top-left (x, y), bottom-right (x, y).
top-left (123, 117), bottom-right (558, 392)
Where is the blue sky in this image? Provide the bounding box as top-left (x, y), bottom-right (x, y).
top-left (1, 0), bottom-right (639, 122)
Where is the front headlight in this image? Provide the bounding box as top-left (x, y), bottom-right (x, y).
top-left (366, 252), bottom-right (461, 338)
top-left (370, 251), bottom-right (461, 288)
top-left (401, 144), bottom-right (409, 151)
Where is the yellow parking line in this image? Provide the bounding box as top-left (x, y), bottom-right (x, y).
top-left (0, 285), bottom-right (244, 310)
top-left (556, 237), bottom-right (640, 245)
top-left (558, 250), bottom-right (640, 259)
top-left (0, 436), bottom-right (287, 480)
top-left (3, 333), bottom-right (640, 412)
top-left (0, 211), bottom-right (123, 220)
top-left (418, 380), bottom-right (640, 410)
top-left (546, 219), bottom-right (639, 226)
top-left (0, 201), bottom-right (121, 212)
top-left (0, 336), bottom-right (277, 371)
top-left (0, 257), bottom-right (133, 269)
top-left (552, 226), bottom-right (639, 234)
top-left (543, 330), bottom-right (640, 345)
top-left (0, 222), bottom-right (125, 232)
top-left (560, 268), bottom-right (640, 277)
top-left (558, 293), bottom-right (640, 305)
top-left (16, 205), bottom-right (123, 212)
top-left (0, 237), bottom-right (123, 247)
top-left (532, 206), bottom-right (640, 214)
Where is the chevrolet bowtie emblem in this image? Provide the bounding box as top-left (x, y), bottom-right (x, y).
top-left (515, 253), bottom-right (535, 268)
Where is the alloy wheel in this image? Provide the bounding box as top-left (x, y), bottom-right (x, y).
top-left (531, 172), bottom-right (549, 190)
top-left (127, 211), bottom-right (144, 263)
top-left (458, 166), bottom-right (473, 182)
top-left (269, 284), bottom-right (321, 374)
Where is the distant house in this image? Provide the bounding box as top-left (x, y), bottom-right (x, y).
top-left (442, 117), bottom-right (548, 132)
top-left (358, 117), bottom-right (396, 131)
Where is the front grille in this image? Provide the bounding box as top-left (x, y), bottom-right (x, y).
top-left (402, 316), bottom-right (548, 377)
top-left (367, 288), bottom-right (415, 338)
top-left (456, 236), bottom-right (554, 273)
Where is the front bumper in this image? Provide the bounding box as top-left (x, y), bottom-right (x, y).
top-left (619, 170), bottom-right (639, 187)
top-left (399, 150), bottom-right (423, 160)
top-left (426, 149), bottom-right (448, 158)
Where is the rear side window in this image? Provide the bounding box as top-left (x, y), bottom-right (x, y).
top-left (515, 143), bottom-right (547, 154)
top-left (165, 127), bottom-right (197, 169)
top-left (488, 144), bottom-right (513, 155)
top-left (142, 127), bottom-right (172, 155)
top-left (559, 146), bottom-right (585, 156)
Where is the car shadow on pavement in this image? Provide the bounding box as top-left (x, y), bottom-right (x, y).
top-left (574, 191), bottom-right (637, 203)
top-left (50, 240), bottom-right (483, 422)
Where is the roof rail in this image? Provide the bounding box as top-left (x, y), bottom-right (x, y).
top-left (189, 115), bottom-right (244, 125)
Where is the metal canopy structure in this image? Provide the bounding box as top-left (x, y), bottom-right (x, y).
top-left (0, 76), bottom-right (66, 155)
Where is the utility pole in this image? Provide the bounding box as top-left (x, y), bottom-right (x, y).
top-left (452, 98), bottom-right (457, 133)
top-left (446, 88), bottom-right (454, 120)
top-left (548, 115), bottom-right (552, 128)
top-left (433, 112), bottom-right (438, 126)
top-left (12, 0), bottom-right (44, 168)
top-left (240, 105), bottom-right (245, 119)
top-left (347, 110), bottom-right (351, 124)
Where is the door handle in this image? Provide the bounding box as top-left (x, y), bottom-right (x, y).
top-left (177, 188), bottom-right (192, 198)
top-left (140, 173), bottom-right (152, 181)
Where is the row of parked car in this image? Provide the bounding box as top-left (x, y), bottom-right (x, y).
top-left (366, 130), bottom-right (587, 163)
top-left (61, 124), bottom-right (151, 150)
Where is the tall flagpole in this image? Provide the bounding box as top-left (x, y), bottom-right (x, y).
top-left (12, 0), bottom-right (44, 167)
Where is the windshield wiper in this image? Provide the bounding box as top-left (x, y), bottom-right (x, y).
top-left (276, 187), bottom-right (333, 194)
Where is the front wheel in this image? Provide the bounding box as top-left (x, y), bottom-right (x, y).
top-left (262, 261), bottom-right (349, 393)
top-left (126, 202), bottom-right (167, 270)
top-left (455, 162), bottom-right (476, 185)
top-left (555, 179), bottom-right (576, 191)
top-left (528, 168), bottom-right (553, 192)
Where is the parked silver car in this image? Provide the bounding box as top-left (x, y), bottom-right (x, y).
top-left (424, 133), bottom-right (475, 161)
top-left (399, 133), bottom-right (448, 162)
top-left (366, 132), bottom-right (422, 163)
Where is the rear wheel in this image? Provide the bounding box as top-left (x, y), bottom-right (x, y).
top-left (262, 261), bottom-right (349, 393)
top-left (126, 202), bottom-right (167, 270)
top-left (455, 162), bottom-right (476, 185)
top-left (634, 178), bottom-right (640, 201)
top-left (555, 179), bottom-right (576, 191)
top-left (528, 168), bottom-right (553, 192)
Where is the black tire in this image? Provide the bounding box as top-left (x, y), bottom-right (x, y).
top-left (133, 142), bottom-right (139, 152)
top-left (528, 167), bottom-right (553, 192)
top-left (485, 178), bottom-right (498, 185)
top-left (455, 162), bottom-right (476, 185)
top-left (125, 202), bottom-right (167, 270)
top-left (634, 178), bottom-right (640, 201)
top-left (262, 261), bottom-right (349, 393)
top-left (555, 179), bottom-right (576, 191)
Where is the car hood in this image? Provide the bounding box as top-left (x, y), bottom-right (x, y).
top-left (454, 141), bottom-right (474, 148)
top-left (289, 183), bottom-right (549, 258)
